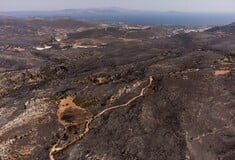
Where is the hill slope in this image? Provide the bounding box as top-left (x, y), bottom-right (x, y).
top-left (0, 19), bottom-right (234, 160)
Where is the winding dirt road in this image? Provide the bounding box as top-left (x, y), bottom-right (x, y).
top-left (49, 76), bottom-right (153, 160)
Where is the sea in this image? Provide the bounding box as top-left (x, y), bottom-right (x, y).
top-left (2, 10), bottom-right (235, 26)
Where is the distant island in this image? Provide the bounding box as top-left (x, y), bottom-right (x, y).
top-left (1, 8), bottom-right (235, 25)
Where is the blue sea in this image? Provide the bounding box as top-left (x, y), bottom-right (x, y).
top-left (72, 12), bottom-right (235, 26)
top-left (2, 9), bottom-right (235, 26)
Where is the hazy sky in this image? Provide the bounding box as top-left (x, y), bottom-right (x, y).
top-left (1, 0), bottom-right (235, 13)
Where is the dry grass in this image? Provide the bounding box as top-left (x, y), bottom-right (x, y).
top-left (214, 70), bottom-right (230, 76)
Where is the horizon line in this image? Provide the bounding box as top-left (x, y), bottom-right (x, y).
top-left (1, 7), bottom-right (235, 14)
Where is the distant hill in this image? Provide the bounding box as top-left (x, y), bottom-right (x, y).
top-left (1, 8), bottom-right (235, 25)
top-left (229, 22), bottom-right (235, 26)
top-left (0, 8), bottom-right (135, 18)
top-left (207, 22), bottom-right (235, 33)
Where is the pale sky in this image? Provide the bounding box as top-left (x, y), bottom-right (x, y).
top-left (1, 0), bottom-right (235, 13)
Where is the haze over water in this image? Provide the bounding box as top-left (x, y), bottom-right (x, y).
top-left (1, 0), bottom-right (235, 25)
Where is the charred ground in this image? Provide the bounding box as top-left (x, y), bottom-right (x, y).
top-left (0, 18), bottom-right (234, 160)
